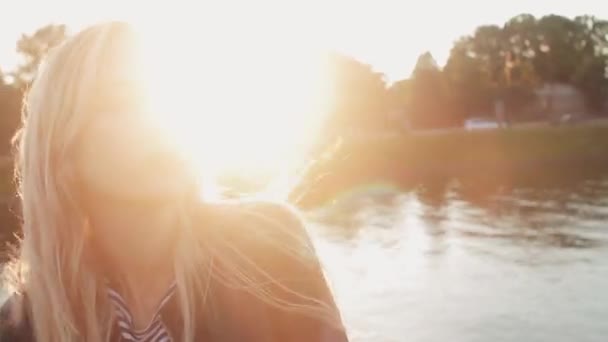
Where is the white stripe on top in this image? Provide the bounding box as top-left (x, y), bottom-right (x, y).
top-left (107, 282), bottom-right (176, 342)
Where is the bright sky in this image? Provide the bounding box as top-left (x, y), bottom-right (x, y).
top-left (1, 0), bottom-right (607, 82)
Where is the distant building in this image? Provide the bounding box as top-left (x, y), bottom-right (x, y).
top-left (534, 83), bottom-right (586, 116)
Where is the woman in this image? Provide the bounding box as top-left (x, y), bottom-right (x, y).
top-left (0, 21), bottom-right (348, 341)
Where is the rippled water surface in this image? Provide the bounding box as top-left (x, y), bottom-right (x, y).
top-left (2, 173), bottom-right (608, 341)
top-left (310, 175), bottom-right (608, 342)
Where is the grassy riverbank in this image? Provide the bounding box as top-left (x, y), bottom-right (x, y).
top-left (352, 123), bottom-right (608, 165)
top-left (291, 123), bottom-right (608, 206)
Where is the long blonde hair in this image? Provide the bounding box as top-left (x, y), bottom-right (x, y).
top-left (5, 21), bottom-right (342, 342)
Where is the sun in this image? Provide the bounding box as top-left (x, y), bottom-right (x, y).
top-left (134, 28), bottom-right (332, 191)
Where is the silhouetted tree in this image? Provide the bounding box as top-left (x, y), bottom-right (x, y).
top-left (572, 16), bottom-right (608, 111)
top-left (323, 52), bottom-right (389, 137)
top-left (443, 37), bottom-right (495, 117)
top-left (387, 79), bottom-right (411, 109)
top-left (444, 21), bottom-right (540, 121)
top-left (408, 52), bottom-right (455, 128)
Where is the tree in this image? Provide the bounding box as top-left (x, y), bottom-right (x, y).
top-left (443, 13), bottom-right (608, 120)
top-left (387, 78), bottom-right (411, 109)
top-left (322, 52), bottom-right (389, 137)
top-left (572, 16), bottom-right (608, 111)
top-left (13, 24), bottom-right (67, 86)
top-left (533, 15), bottom-right (582, 85)
top-left (407, 52), bottom-right (455, 128)
top-left (444, 36), bottom-right (495, 118)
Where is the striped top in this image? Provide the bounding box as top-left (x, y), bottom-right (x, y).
top-left (107, 282), bottom-right (176, 342)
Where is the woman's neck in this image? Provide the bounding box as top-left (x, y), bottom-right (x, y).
top-left (115, 260), bottom-right (175, 330)
top-left (90, 201), bottom-right (179, 267)
top-left (88, 204), bottom-right (180, 328)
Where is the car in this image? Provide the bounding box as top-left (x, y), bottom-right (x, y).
top-left (464, 118), bottom-right (501, 130)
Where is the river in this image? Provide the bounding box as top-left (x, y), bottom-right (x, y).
top-left (309, 173), bottom-right (608, 342)
top-left (2, 172), bottom-right (607, 341)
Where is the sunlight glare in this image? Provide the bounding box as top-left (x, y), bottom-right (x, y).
top-left (135, 28), bottom-right (331, 188)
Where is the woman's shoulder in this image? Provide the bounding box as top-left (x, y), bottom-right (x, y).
top-left (194, 199), bottom-right (320, 286)
top-left (0, 292), bottom-right (33, 341)
top-left (200, 200), bottom-right (349, 341)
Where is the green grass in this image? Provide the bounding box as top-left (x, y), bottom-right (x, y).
top-left (333, 123), bottom-right (608, 168)
top-left (290, 123), bottom-right (608, 207)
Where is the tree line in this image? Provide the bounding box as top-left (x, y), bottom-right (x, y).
top-left (324, 14), bottom-right (608, 135)
top-left (0, 14), bottom-right (607, 154)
